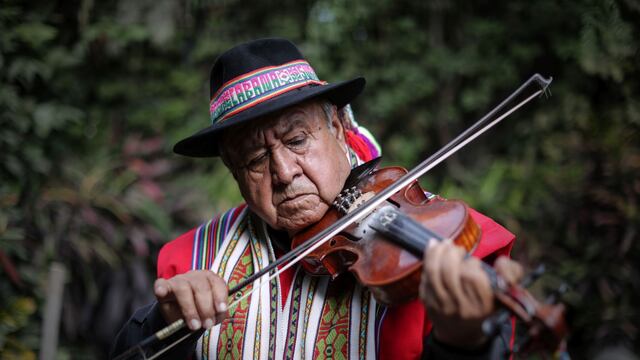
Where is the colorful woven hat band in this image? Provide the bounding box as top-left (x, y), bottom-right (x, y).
top-left (209, 59), bottom-right (326, 124)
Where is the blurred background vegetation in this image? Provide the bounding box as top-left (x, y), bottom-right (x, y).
top-left (1, 0), bottom-right (638, 358)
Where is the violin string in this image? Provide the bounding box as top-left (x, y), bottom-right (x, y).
top-left (120, 75), bottom-right (550, 358)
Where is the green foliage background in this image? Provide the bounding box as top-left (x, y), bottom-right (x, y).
top-left (1, 0), bottom-right (638, 358)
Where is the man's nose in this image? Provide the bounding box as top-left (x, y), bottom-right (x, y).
top-left (270, 148), bottom-right (302, 185)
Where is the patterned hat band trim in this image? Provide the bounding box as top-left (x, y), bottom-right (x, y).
top-left (209, 60), bottom-right (326, 124)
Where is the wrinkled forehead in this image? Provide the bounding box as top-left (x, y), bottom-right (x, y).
top-left (222, 101), bottom-right (324, 153)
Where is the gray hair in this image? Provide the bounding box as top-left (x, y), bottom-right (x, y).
top-left (321, 101), bottom-right (337, 133)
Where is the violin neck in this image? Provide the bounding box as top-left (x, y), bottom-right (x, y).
top-left (370, 206), bottom-right (503, 291)
top-left (370, 205), bottom-right (440, 256)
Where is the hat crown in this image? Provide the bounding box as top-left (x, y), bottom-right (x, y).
top-left (209, 38), bottom-right (305, 99)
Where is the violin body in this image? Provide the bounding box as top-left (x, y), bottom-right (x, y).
top-left (292, 166), bottom-right (481, 305)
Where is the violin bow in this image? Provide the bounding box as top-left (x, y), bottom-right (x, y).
top-left (113, 74), bottom-right (552, 359)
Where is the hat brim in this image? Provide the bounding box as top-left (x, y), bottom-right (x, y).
top-left (173, 77), bottom-right (365, 157)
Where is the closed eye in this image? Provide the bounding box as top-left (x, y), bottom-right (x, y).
top-left (287, 135), bottom-right (307, 148)
top-left (246, 152), bottom-right (268, 169)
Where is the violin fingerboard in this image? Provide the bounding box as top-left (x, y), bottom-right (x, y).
top-left (369, 206), bottom-right (441, 256)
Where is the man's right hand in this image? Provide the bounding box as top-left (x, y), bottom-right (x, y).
top-left (154, 270), bottom-right (229, 330)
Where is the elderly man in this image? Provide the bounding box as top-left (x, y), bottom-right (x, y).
top-left (111, 38), bottom-right (521, 359)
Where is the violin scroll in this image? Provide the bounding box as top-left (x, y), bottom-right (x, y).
top-left (484, 266), bottom-right (569, 356)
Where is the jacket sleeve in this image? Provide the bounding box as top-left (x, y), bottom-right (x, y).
top-left (157, 228), bottom-right (198, 279)
top-left (109, 302), bottom-right (200, 360)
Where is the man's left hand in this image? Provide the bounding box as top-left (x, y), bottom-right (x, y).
top-left (419, 242), bottom-right (524, 349)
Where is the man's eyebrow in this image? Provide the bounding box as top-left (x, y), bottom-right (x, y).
top-left (240, 140), bottom-right (265, 154)
top-left (279, 116), bottom-right (313, 136)
top-left (232, 131), bottom-right (264, 156)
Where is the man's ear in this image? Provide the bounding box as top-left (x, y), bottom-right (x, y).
top-left (328, 107), bottom-right (347, 145)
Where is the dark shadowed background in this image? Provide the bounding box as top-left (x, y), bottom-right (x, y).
top-left (1, 0), bottom-right (638, 358)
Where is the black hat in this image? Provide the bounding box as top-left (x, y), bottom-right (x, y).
top-left (173, 38), bottom-right (365, 157)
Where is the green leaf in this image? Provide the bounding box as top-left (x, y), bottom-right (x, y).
top-left (13, 22), bottom-right (57, 48)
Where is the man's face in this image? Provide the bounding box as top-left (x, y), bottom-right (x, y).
top-left (221, 101), bottom-right (352, 235)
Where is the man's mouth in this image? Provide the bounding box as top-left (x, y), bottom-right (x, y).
top-left (280, 194), bottom-right (311, 205)
top-left (278, 193), bottom-right (322, 209)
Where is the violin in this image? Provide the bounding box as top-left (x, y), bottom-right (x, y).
top-left (295, 158), bottom-right (568, 354)
top-left (114, 74), bottom-right (568, 359)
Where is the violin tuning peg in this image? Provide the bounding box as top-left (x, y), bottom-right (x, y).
top-left (546, 282), bottom-right (570, 304)
top-left (521, 264), bottom-right (546, 288)
top-left (530, 263), bottom-right (546, 278)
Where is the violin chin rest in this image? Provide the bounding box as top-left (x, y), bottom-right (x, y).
top-left (343, 157), bottom-right (382, 190)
